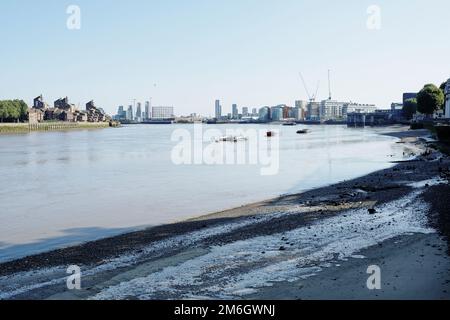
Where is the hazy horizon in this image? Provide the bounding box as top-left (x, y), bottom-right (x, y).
top-left (1, 0), bottom-right (449, 116)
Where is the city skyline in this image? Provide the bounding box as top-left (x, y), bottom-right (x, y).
top-left (1, 0), bottom-right (449, 116)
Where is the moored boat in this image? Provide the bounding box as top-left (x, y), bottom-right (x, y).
top-left (214, 135), bottom-right (248, 143)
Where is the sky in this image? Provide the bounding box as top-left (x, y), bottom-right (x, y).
top-left (0, 0), bottom-right (449, 116)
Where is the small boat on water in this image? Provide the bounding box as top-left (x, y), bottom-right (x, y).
top-left (266, 131), bottom-right (275, 137)
top-left (283, 122), bottom-right (297, 126)
top-left (214, 135), bottom-right (248, 143)
top-left (296, 129), bottom-right (310, 134)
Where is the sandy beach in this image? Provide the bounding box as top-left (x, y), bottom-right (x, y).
top-left (1, 127), bottom-right (450, 300)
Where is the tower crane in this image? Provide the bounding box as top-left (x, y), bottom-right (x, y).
top-left (328, 69), bottom-right (332, 100)
top-left (299, 72), bottom-right (320, 103)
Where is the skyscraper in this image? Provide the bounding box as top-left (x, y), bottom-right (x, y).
top-left (144, 101), bottom-right (151, 120)
top-left (116, 105), bottom-right (126, 120)
top-left (232, 104), bottom-right (238, 119)
top-left (135, 102), bottom-right (142, 121)
top-left (215, 100), bottom-right (222, 119)
top-left (242, 107), bottom-right (249, 117)
top-left (127, 105), bottom-right (134, 121)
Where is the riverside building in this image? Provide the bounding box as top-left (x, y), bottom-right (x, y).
top-left (127, 105), bottom-right (134, 120)
top-left (307, 102), bottom-right (321, 121)
top-left (258, 107), bottom-right (271, 122)
top-left (152, 106), bottom-right (175, 120)
top-left (144, 101), bottom-right (151, 120)
top-left (115, 106), bottom-right (126, 120)
top-left (215, 100), bottom-right (222, 119)
top-left (295, 100), bottom-right (308, 120)
top-left (342, 103), bottom-right (377, 119)
top-left (29, 95), bottom-right (108, 124)
top-left (320, 100), bottom-right (347, 121)
top-left (271, 107), bottom-right (283, 121)
top-left (232, 104), bottom-right (239, 120)
top-left (135, 102), bottom-right (142, 122)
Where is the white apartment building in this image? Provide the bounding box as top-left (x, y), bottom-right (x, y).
top-left (320, 100), bottom-right (347, 120)
top-left (342, 103), bottom-right (377, 118)
top-left (152, 106), bottom-right (174, 119)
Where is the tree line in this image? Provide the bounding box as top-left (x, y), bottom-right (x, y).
top-left (0, 100), bottom-right (29, 123)
top-left (403, 82), bottom-right (447, 120)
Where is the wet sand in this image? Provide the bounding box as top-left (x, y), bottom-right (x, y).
top-left (252, 233), bottom-right (450, 300)
top-left (1, 128), bottom-right (450, 300)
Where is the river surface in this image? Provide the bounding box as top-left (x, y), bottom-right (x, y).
top-left (0, 124), bottom-right (409, 262)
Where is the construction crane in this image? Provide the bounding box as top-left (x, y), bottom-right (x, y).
top-left (328, 69), bottom-right (332, 100)
top-left (299, 72), bottom-right (320, 103)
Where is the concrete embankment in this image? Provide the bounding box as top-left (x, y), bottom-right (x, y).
top-left (0, 122), bottom-right (113, 134)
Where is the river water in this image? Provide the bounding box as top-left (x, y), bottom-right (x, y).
top-left (0, 124), bottom-right (408, 262)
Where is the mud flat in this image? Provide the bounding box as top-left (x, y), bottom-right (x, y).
top-left (1, 128), bottom-right (450, 300)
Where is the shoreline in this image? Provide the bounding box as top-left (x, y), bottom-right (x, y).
top-left (0, 124), bottom-right (409, 264)
top-left (251, 232), bottom-right (450, 300)
top-left (0, 126), bottom-right (420, 267)
top-left (0, 122), bottom-right (113, 134)
top-left (1, 127), bottom-right (450, 299)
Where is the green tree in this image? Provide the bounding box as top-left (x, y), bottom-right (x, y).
top-left (0, 100), bottom-right (29, 122)
top-left (7, 101), bottom-right (20, 121)
top-left (416, 84), bottom-right (444, 117)
top-left (16, 100), bottom-right (29, 121)
top-left (402, 98), bottom-right (417, 120)
top-left (0, 101), bottom-right (9, 122)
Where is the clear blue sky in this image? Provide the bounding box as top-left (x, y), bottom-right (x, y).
top-left (1, 0), bottom-right (449, 116)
